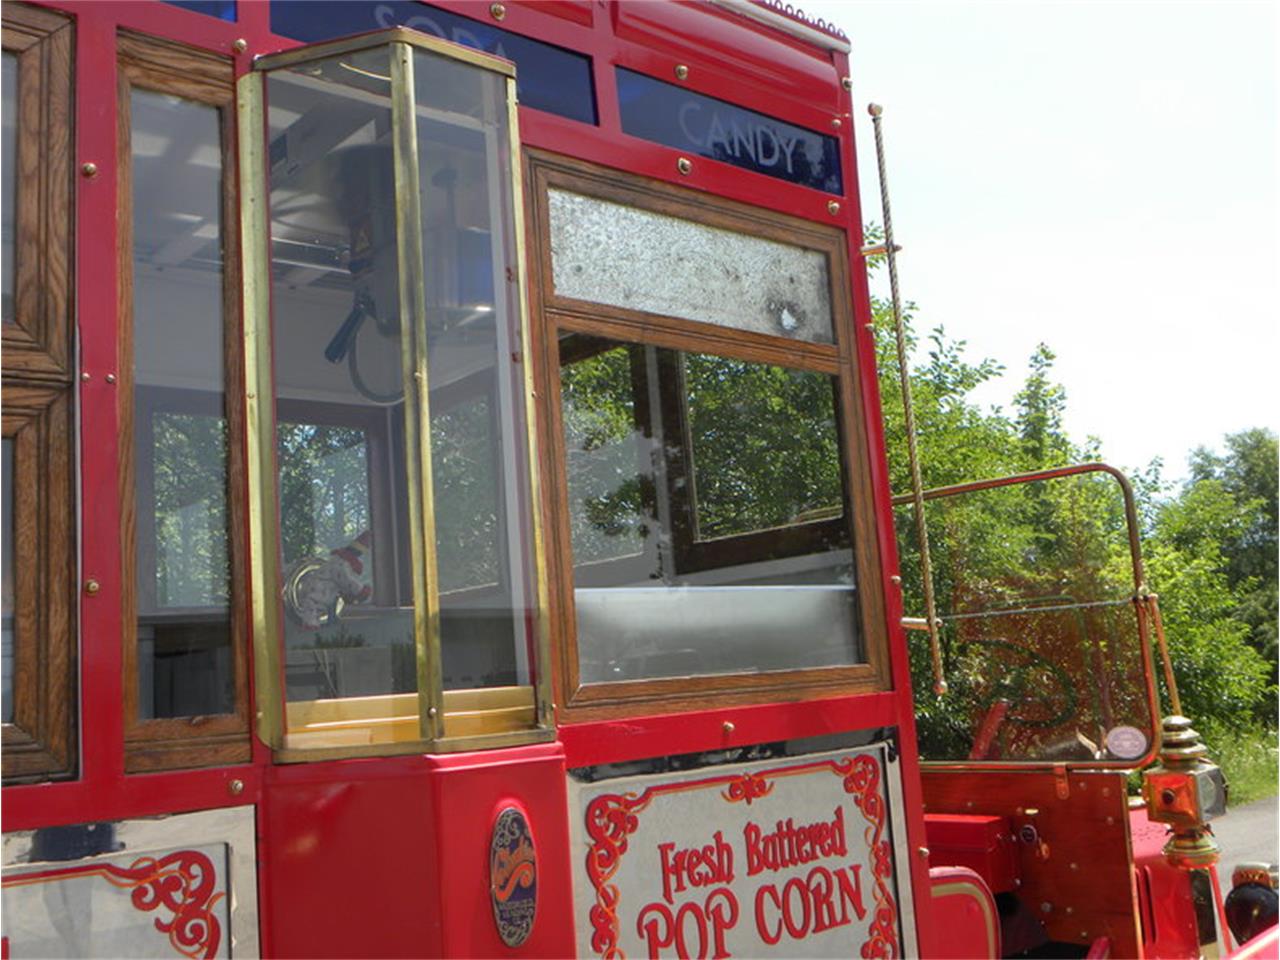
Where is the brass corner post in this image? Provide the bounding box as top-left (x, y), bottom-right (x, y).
top-left (389, 42), bottom-right (446, 743)
top-left (237, 69), bottom-right (285, 750)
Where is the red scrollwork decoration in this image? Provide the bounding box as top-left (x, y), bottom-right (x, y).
top-left (2, 849), bottom-right (224, 959)
top-left (832, 754), bottom-right (900, 959)
top-left (720, 771), bottom-right (775, 805)
top-left (584, 791), bottom-right (652, 959)
top-left (103, 851), bottom-right (224, 959)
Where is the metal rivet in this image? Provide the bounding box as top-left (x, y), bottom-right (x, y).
top-left (674, 64), bottom-right (689, 80)
top-left (232, 38), bottom-right (247, 53)
top-left (428, 706), bottom-right (438, 717)
top-left (723, 721), bottom-right (735, 734)
top-left (228, 778), bottom-right (244, 796)
top-left (1040, 902), bottom-right (1053, 914)
top-left (831, 117), bottom-right (842, 129)
top-left (917, 846), bottom-right (930, 859)
top-left (490, 2), bottom-right (506, 20)
top-left (84, 579), bottom-right (100, 595)
top-left (104, 373), bottom-right (116, 384)
top-left (890, 575), bottom-right (902, 586)
top-left (1066, 906), bottom-right (1074, 915)
top-left (1105, 816), bottom-right (1115, 826)
top-left (827, 200), bottom-right (840, 216)
top-left (676, 157), bottom-right (692, 176)
top-left (81, 162), bottom-right (98, 178)
top-left (842, 77), bottom-right (853, 91)
top-left (1070, 862), bottom-right (1079, 871)
top-left (80, 372), bottom-right (90, 382)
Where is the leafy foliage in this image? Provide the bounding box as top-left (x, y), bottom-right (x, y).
top-left (869, 241), bottom-right (1275, 752)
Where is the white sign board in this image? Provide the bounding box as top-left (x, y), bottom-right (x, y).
top-left (569, 745), bottom-right (902, 959)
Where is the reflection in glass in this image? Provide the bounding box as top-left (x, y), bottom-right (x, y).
top-left (2, 438), bottom-right (13, 724)
top-left (897, 471), bottom-right (1156, 764)
top-left (560, 334), bottom-right (861, 683)
top-left (265, 46), bottom-right (537, 711)
top-left (685, 354), bottom-right (843, 539)
top-left (131, 89), bottom-right (234, 719)
top-left (3, 52), bottom-right (18, 324)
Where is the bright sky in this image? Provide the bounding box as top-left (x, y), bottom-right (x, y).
top-left (802, 1), bottom-right (1278, 483)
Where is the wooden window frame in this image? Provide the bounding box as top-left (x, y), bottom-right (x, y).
top-left (117, 32), bottom-right (249, 772)
top-left (1, 3), bottom-right (76, 784)
top-left (527, 151), bottom-right (891, 721)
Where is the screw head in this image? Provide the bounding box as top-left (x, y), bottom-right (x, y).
top-left (84, 578), bottom-right (101, 595)
top-left (232, 38), bottom-right (247, 54)
top-left (917, 846), bottom-right (930, 859)
top-left (722, 720), bottom-right (735, 735)
top-left (827, 200), bottom-right (840, 216)
top-left (228, 778), bottom-right (244, 796)
top-left (104, 373), bottom-right (116, 384)
top-left (842, 77), bottom-right (853, 91)
top-left (831, 117), bottom-right (842, 129)
top-left (81, 162), bottom-right (98, 178)
top-left (674, 64), bottom-right (689, 80)
top-left (490, 2), bottom-right (506, 20)
top-left (80, 372), bottom-right (90, 382)
top-left (676, 157), bottom-right (692, 176)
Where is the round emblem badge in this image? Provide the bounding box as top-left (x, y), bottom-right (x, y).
top-left (1105, 725), bottom-right (1149, 760)
top-left (490, 806), bottom-right (537, 948)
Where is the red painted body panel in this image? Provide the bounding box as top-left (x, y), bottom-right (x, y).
top-left (924, 814), bottom-right (1018, 895)
top-left (2, 1), bottom-right (940, 956)
top-left (1132, 806), bottom-right (1203, 958)
top-left (259, 745), bottom-right (575, 958)
top-left (928, 866), bottom-right (1001, 959)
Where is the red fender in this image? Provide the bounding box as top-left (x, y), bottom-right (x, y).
top-left (929, 865), bottom-right (1001, 959)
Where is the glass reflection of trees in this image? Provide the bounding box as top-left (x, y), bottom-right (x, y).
top-left (560, 333), bottom-right (861, 683)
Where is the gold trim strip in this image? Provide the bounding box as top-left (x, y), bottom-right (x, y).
top-left (506, 75), bottom-right (556, 732)
top-left (236, 72), bottom-right (284, 750)
top-left (254, 28), bottom-right (516, 79)
top-left (390, 42), bottom-right (446, 742)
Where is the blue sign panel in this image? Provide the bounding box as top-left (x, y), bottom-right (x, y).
top-left (162, 0), bottom-right (235, 20)
top-left (616, 68), bottom-right (842, 195)
top-left (270, 1), bottom-right (598, 126)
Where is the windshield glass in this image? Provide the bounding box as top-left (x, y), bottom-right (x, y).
top-left (898, 467), bottom-right (1158, 765)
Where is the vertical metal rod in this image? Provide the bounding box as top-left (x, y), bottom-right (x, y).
top-left (391, 43), bottom-right (445, 741)
top-left (1147, 594), bottom-right (1184, 717)
top-left (236, 71), bottom-right (285, 748)
top-left (867, 103), bottom-right (946, 695)
top-left (505, 76), bottom-right (556, 731)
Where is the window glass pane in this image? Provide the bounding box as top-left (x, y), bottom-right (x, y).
top-left (686, 354), bottom-right (844, 539)
top-left (560, 334), bottom-right (861, 683)
top-left (2, 52), bottom-right (17, 324)
top-left (131, 89), bottom-right (234, 719)
top-left (2, 437), bottom-right (13, 724)
top-left (900, 472), bottom-right (1157, 764)
top-left (266, 48), bottom-right (419, 706)
top-left (270, 2), bottom-right (598, 125)
top-left (413, 49), bottom-right (535, 691)
top-left (548, 189), bottom-right (833, 343)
